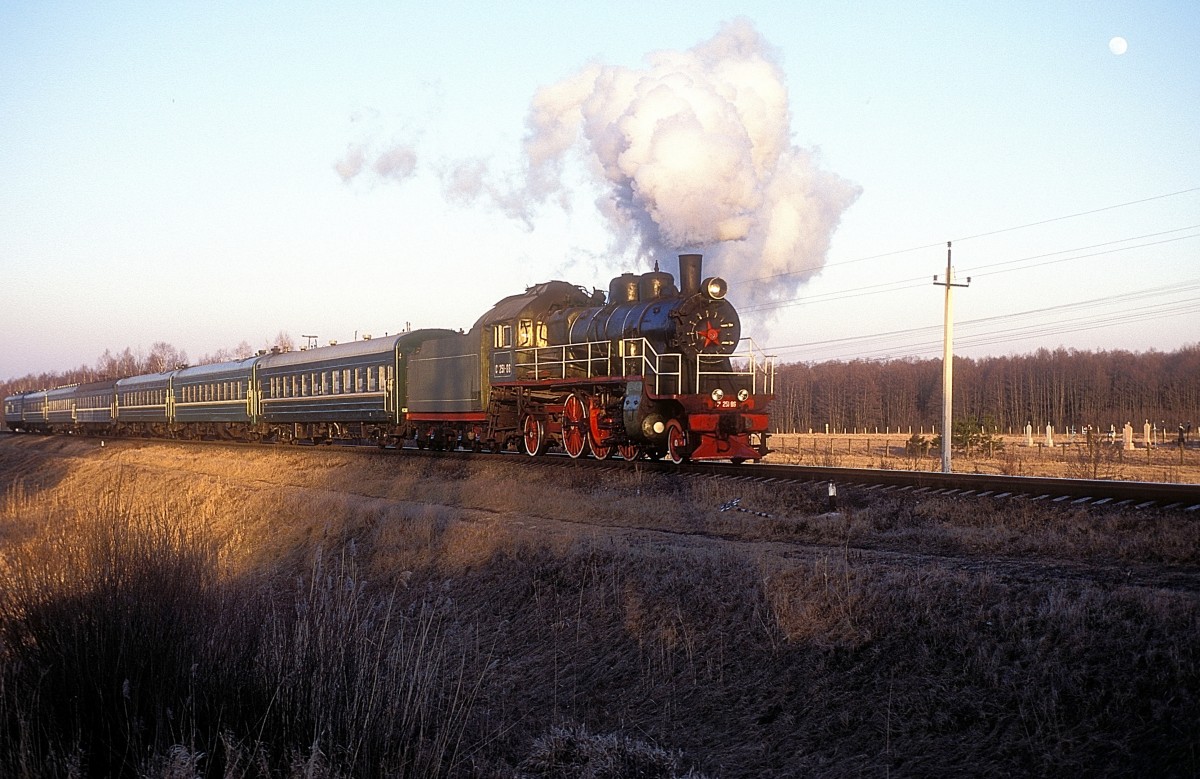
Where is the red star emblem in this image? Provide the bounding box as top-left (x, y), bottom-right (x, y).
top-left (696, 321), bottom-right (721, 348)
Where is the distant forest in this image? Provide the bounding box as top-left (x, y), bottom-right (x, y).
top-left (4, 342), bottom-right (1198, 435)
top-left (0, 335), bottom-right (292, 402)
top-left (774, 345), bottom-right (1200, 434)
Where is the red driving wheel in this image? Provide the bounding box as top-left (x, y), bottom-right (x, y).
top-left (666, 420), bottom-right (689, 464)
top-left (561, 393), bottom-right (590, 459)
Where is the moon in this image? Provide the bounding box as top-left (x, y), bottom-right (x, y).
top-left (1109, 36), bottom-right (1128, 55)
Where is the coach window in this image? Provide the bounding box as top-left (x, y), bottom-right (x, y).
top-left (352, 368), bottom-right (362, 392)
top-left (332, 370), bottom-right (341, 394)
top-left (322, 372), bottom-right (330, 395)
top-left (367, 368), bottom-right (377, 392)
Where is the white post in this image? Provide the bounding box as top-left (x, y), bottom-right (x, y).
top-left (934, 242), bottom-right (969, 473)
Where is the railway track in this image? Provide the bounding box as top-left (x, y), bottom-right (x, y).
top-left (6, 432), bottom-right (1200, 512)
top-left (405, 443), bottom-right (1200, 513)
top-left (670, 461), bottom-right (1200, 512)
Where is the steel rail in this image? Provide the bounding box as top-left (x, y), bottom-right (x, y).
top-left (665, 460), bottom-right (1200, 510)
top-left (5, 431), bottom-right (1199, 510)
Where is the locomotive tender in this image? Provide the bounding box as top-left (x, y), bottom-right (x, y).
top-left (4, 254), bottom-right (774, 463)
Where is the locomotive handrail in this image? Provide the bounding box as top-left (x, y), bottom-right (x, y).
top-left (620, 338), bottom-right (682, 394)
top-left (698, 338), bottom-right (776, 395)
top-left (513, 341), bottom-right (613, 381)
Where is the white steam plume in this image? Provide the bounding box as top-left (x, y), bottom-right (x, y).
top-left (335, 141), bottom-right (419, 185)
top-left (521, 18), bottom-right (860, 309)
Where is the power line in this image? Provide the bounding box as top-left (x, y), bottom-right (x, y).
top-left (950, 186), bottom-right (1200, 243)
top-left (770, 279), bottom-right (1200, 361)
top-left (729, 186), bottom-right (1200, 287)
top-left (740, 229), bottom-right (1200, 315)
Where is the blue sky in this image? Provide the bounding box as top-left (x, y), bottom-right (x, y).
top-left (2, 1), bottom-right (1197, 380)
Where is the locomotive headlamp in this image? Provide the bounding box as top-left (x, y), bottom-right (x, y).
top-left (702, 277), bottom-right (728, 300)
top-left (643, 415), bottom-right (667, 437)
top-left (711, 388), bottom-right (725, 402)
top-left (737, 388), bottom-right (750, 402)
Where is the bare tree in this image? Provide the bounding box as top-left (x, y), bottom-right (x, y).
top-left (270, 331), bottom-right (295, 353)
top-left (145, 342), bottom-right (188, 373)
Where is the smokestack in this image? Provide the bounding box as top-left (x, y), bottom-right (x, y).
top-left (678, 253), bottom-right (703, 296)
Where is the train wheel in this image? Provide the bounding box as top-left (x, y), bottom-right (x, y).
top-left (561, 393), bottom-right (590, 459)
top-left (522, 414), bottom-right (547, 456)
top-left (666, 420), bottom-right (689, 464)
top-left (618, 442), bottom-right (642, 461)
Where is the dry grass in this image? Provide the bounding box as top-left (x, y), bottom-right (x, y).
top-left (0, 434), bottom-right (1198, 777)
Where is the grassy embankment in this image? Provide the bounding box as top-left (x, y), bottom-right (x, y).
top-left (0, 435), bottom-right (1197, 777)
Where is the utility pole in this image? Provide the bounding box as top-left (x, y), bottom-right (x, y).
top-left (933, 242), bottom-right (970, 473)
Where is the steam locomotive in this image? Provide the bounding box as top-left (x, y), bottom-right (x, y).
top-left (4, 253), bottom-right (774, 463)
